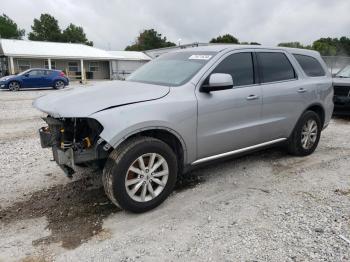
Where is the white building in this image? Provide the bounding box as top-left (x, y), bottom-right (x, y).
top-left (0, 39), bottom-right (151, 80)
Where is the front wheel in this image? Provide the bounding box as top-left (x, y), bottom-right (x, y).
top-left (102, 137), bottom-right (178, 213)
top-left (287, 111), bottom-right (321, 156)
top-left (8, 81), bottom-right (20, 91)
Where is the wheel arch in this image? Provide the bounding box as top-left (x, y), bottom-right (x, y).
top-left (8, 79), bottom-right (21, 88)
top-left (304, 103), bottom-right (325, 127)
top-left (288, 103), bottom-right (326, 139)
top-left (112, 127), bottom-right (188, 172)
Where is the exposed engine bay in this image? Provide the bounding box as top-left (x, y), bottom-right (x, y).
top-left (39, 116), bottom-right (111, 176)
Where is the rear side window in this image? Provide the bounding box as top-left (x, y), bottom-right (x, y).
top-left (293, 54), bottom-right (325, 77)
top-left (212, 52), bottom-right (255, 86)
top-left (257, 52), bottom-right (296, 83)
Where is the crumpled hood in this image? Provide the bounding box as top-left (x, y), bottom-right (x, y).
top-left (33, 80), bottom-right (170, 118)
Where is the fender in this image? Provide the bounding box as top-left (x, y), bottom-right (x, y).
top-left (110, 125), bottom-right (188, 164)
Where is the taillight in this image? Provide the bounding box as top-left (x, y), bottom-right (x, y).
top-left (59, 71), bottom-right (66, 77)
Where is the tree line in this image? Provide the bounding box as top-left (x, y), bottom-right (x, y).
top-left (1, 13), bottom-right (350, 56)
top-left (0, 13), bottom-right (92, 46)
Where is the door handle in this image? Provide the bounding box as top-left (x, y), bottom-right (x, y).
top-left (246, 95), bottom-right (259, 100)
top-left (297, 88), bottom-right (307, 93)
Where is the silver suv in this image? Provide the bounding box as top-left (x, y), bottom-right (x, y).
top-left (34, 45), bottom-right (334, 212)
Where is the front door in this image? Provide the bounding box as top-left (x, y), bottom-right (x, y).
top-left (196, 51), bottom-right (263, 160)
top-left (22, 69), bottom-right (46, 88)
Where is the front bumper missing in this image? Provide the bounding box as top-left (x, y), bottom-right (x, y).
top-left (39, 126), bottom-right (110, 177)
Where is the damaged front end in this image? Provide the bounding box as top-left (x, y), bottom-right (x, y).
top-left (39, 116), bottom-right (112, 177)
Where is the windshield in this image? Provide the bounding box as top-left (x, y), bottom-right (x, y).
top-left (336, 65), bottom-right (350, 78)
top-left (127, 51), bottom-right (217, 86)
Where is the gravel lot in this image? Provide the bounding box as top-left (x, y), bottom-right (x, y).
top-left (0, 87), bottom-right (349, 262)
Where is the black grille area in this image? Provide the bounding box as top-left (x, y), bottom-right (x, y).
top-left (334, 86), bottom-right (350, 96)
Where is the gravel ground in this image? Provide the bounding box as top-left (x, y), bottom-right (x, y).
top-left (0, 87), bottom-right (349, 262)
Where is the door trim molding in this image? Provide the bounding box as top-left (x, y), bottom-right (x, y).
top-left (191, 138), bottom-right (287, 165)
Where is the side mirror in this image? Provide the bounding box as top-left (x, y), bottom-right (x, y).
top-left (24, 73), bottom-right (29, 77)
top-left (201, 73), bottom-right (234, 92)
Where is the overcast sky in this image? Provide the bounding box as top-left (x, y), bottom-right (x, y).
top-left (2, 0), bottom-right (350, 50)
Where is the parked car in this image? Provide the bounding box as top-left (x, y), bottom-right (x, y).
top-left (34, 45), bottom-right (333, 213)
top-left (333, 65), bottom-right (350, 115)
top-left (0, 68), bottom-right (69, 91)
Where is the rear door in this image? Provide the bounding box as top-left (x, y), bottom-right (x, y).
top-left (257, 50), bottom-right (309, 141)
top-left (196, 51), bottom-right (263, 159)
top-left (42, 70), bottom-right (54, 87)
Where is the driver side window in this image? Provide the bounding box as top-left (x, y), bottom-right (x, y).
top-left (211, 52), bottom-right (255, 86)
top-left (28, 70), bottom-right (38, 76)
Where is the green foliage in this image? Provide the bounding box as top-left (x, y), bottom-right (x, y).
top-left (62, 23), bottom-right (93, 46)
top-left (210, 34), bottom-right (239, 44)
top-left (312, 40), bottom-right (337, 56)
top-left (240, 41), bottom-right (261, 45)
top-left (278, 42), bottom-right (307, 49)
top-left (28, 14), bottom-right (62, 42)
top-left (28, 13), bottom-right (93, 46)
top-left (278, 38), bottom-right (350, 56)
top-left (0, 14), bottom-right (25, 39)
top-left (125, 29), bottom-right (176, 51)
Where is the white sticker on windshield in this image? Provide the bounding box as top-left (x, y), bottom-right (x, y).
top-left (189, 55), bottom-right (212, 60)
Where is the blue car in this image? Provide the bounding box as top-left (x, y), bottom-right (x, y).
top-left (0, 68), bottom-right (69, 91)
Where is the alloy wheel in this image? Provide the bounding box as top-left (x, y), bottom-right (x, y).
top-left (125, 153), bottom-right (169, 202)
top-left (9, 82), bottom-right (19, 91)
top-left (55, 81), bottom-right (64, 89)
top-left (301, 119), bottom-right (318, 150)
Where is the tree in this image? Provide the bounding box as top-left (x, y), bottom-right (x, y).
top-left (0, 14), bottom-right (25, 39)
top-left (62, 23), bottom-right (93, 46)
top-left (278, 42), bottom-right (307, 49)
top-left (210, 34), bottom-right (239, 44)
top-left (312, 40), bottom-right (337, 56)
top-left (28, 14), bottom-right (62, 42)
top-left (125, 29), bottom-right (176, 51)
top-left (240, 41), bottom-right (261, 45)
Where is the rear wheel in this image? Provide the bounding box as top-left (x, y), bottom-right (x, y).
top-left (54, 80), bottom-right (65, 89)
top-left (287, 111), bottom-right (321, 156)
top-left (102, 137), bottom-right (178, 213)
top-left (8, 81), bottom-right (20, 91)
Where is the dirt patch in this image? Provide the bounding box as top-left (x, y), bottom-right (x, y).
top-left (0, 171), bottom-right (206, 251)
top-left (0, 176), bottom-right (119, 249)
top-left (335, 188), bottom-right (350, 196)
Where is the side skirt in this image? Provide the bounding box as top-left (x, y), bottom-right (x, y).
top-left (191, 138), bottom-right (287, 166)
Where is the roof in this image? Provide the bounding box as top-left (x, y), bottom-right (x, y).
top-left (0, 39), bottom-right (114, 60)
top-left (0, 39), bottom-right (151, 61)
top-left (158, 44), bottom-right (321, 57)
top-left (107, 51), bottom-right (151, 61)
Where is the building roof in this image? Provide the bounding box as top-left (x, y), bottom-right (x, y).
top-left (0, 39), bottom-right (151, 61)
top-left (0, 39), bottom-right (115, 60)
top-left (107, 51), bottom-right (151, 61)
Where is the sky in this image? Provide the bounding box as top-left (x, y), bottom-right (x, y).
top-left (1, 0), bottom-right (350, 50)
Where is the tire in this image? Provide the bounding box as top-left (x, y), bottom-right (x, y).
top-left (8, 81), bottom-right (20, 91)
top-left (287, 111), bottom-right (322, 156)
top-left (54, 80), bottom-right (65, 89)
top-left (102, 136), bottom-right (178, 213)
